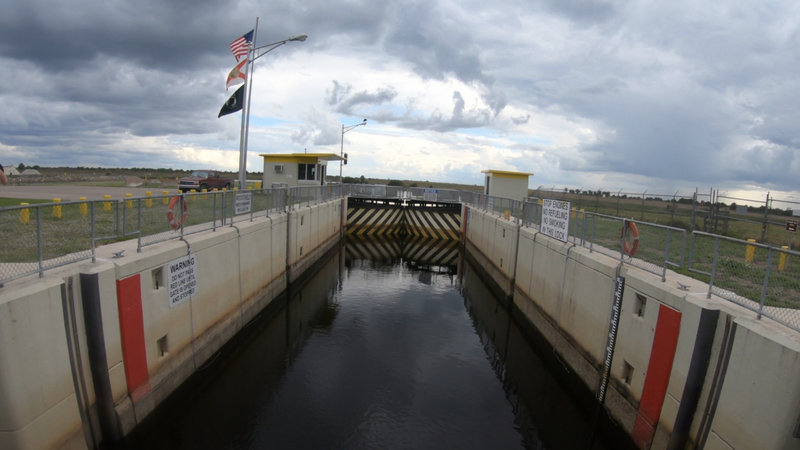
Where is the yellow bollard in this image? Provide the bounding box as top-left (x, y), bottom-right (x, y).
top-left (255, 181), bottom-right (262, 189)
top-left (79, 197), bottom-right (88, 216)
top-left (103, 194), bottom-right (112, 212)
top-left (570, 207), bottom-right (577, 219)
top-left (145, 191), bottom-right (152, 208)
top-left (20, 202), bottom-right (30, 224)
top-left (745, 238), bottom-right (756, 262)
top-left (190, 189), bottom-right (197, 201)
top-left (52, 198), bottom-right (62, 219)
top-left (125, 193), bottom-right (133, 209)
top-left (503, 210), bottom-right (510, 220)
top-left (201, 188), bottom-right (208, 200)
top-left (779, 246), bottom-right (789, 271)
top-left (537, 198), bottom-right (543, 205)
top-left (162, 190), bottom-right (170, 205)
top-left (579, 208), bottom-right (585, 220)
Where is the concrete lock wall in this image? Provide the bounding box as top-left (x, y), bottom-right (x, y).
top-left (464, 205), bottom-right (800, 449)
top-left (0, 199), bottom-right (343, 449)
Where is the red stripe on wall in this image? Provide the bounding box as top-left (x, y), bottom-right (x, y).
top-left (633, 303), bottom-right (682, 449)
top-left (462, 206), bottom-right (469, 238)
top-left (116, 274), bottom-right (149, 397)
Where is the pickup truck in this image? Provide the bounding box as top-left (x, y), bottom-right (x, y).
top-left (178, 170), bottom-right (235, 192)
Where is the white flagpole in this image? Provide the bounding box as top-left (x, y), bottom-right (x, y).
top-left (238, 18), bottom-right (259, 190)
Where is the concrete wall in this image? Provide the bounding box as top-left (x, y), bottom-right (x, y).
top-left (0, 199), bottom-right (343, 449)
top-left (464, 205), bottom-right (800, 449)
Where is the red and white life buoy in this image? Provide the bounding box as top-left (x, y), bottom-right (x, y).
top-left (621, 220), bottom-right (640, 256)
top-left (167, 196), bottom-right (188, 229)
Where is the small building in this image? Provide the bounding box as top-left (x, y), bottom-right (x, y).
top-left (260, 152), bottom-right (343, 188)
top-left (482, 169), bottom-right (533, 202)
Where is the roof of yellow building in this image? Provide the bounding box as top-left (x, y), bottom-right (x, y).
top-left (259, 152), bottom-right (344, 162)
top-left (481, 169), bottom-right (534, 178)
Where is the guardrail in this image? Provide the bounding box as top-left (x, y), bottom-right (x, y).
top-left (688, 231), bottom-right (800, 331)
top-left (468, 194), bottom-right (799, 332)
top-left (0, 186), bottom-right (340, 284)
top-left (3, 184), bottom-right (798, 331)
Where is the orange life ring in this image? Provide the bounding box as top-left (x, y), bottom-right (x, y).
top-left (621, 221), bottom-right (640, 256)
top-left (167, 196), bottom-right (188, 229)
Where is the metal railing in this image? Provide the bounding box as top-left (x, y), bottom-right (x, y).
top-left (688, 232), bottom-right (800, 331)
top-left (0, 186), bottom-right (339, 284)
top-left (467, 194), bottom-right (800, 332)
top-left (3, 183), bottom-right (798, 331)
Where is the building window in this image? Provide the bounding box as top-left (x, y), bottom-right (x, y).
top-left (298, 163), bottom-right (317, 180)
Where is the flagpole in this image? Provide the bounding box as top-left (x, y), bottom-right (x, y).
top-left (238, 18), bottom-right (259, 190)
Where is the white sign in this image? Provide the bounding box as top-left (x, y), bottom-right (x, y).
top-left (541, 198), bottom-right (570, 242)
top-left (168, 254), bottom-right (197, 308)
top-left (235, 191), bottom-right (252, 215)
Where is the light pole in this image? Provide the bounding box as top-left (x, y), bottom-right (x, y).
top-left (340, 118), bottom-right (367, 182)
top-left (237, 31), bottom-right (308, 190)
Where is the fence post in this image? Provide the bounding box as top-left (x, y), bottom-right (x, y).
top-left (20, 202), bottom-right (30, 224)
top-left (641, 190), bottom-right (646, 221)
top-left (758, 248), bottom-right (774, 319)
top-left (745, 239), bottom-right (756, 262)
top-left (36, 207), bottom-right (43, 277)
top-left (779, 246), bottom-right (789, 271)
top-left (760, 192), bottom-right (770, 242)
top-left (52, 198), bottom-right (62, 219)
top-left (690, 191), bottom-right (697, 233)
top-left (707, 236), bottom-right (720, 299)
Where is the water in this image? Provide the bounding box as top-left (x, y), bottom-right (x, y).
top-left (123, 240), bottom-right (633, 449)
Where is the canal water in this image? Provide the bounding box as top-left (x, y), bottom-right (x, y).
top-left (123, 238), bottom-right (633, 449)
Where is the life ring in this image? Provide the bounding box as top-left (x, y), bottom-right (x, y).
top-left (167, 196), bottom-right (188, 229)
top-left (621, 221), bottom-right (640, 256)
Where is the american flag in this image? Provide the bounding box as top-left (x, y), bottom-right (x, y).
top-left (229, 30), bottom-right (254, 61)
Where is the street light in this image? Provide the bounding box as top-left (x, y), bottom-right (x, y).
top-left (340, 118), bottom-right (367, 182)
top-left (237, 32), bottom-right (308, 190)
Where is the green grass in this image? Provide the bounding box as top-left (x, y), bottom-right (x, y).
top-left (0, 198), bottom-right (50, 207)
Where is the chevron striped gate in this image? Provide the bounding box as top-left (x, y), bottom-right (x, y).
top-left (346, 197), bottom-right (461, 240)
top-left (346, 235), bottom-right (460, 270)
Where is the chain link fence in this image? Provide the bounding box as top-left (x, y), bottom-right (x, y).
top-left (532, 187), bottom-right (800, 250)
top-left (3, 183), bottom-right (798, 331)
top-left (0, 186), bottom-right (335, 284)
top-left (469, 192), bottom-right (800, 332)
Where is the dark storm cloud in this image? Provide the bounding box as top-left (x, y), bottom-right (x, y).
top-left (0, 0), bottom-right (239, 71)
top-left (1, 0), bottom-right (798, 195)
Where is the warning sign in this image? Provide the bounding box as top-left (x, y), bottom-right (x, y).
top-left (235, 191), bottom-right (252, 215)
top-left (168, 254), bottom-right (197, 308)
top-left (787, 220), bottom-right (797, 233)
top-left (541, 199), bottom-right (570, 242)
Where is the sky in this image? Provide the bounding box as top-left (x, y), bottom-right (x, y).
top-left (1, 0), bottom-right (799, 206)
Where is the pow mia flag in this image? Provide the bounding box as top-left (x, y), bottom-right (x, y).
top-left (218, 85), bottom-right (244, 117)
